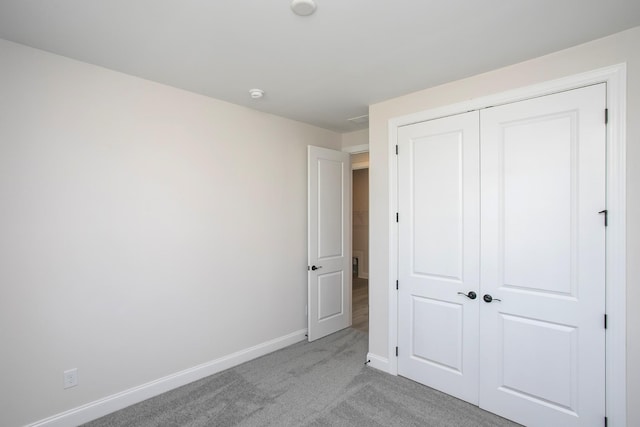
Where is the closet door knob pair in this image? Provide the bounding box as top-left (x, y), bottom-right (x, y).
top-left (457, 291), bottom-right (501, 303)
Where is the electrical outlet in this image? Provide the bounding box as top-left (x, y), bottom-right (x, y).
top-left (63, 368), bottom-right (78, 389)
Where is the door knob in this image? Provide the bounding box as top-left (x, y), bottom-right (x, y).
top-left (483, 294), bottom-right (501, 303)
top-left (457, 291), bottom-right (477, 300)
top-left (311, 265), bottom-right (322, 271)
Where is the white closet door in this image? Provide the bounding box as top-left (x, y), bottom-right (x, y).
top-left (397, 111), bottom-right (480, 405)
top-left (479, 83), bottom-right (606, 426)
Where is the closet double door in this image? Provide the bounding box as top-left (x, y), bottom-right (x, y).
top-left (397, 84), bottom-right (606, 427)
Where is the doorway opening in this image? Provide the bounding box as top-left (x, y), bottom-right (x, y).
top-left (351, 153), bottom-right (369, 332)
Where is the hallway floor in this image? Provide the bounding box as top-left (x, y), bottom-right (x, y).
top-left (352, 276), bottom-right (368, 332)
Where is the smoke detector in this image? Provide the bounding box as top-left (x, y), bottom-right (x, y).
top-left (249, 89), bottom-right (264, 99)
top-left (291, 0), bottom-right (317, 16)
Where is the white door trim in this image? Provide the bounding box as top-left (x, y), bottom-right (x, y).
top-left (387, 64), bottom-right (627, 426)
top-left (342, 143), bottom-right (370, 154)
top-left (352, 161), bottom-right (369, 171)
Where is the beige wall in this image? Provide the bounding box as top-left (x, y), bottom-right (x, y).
top-left (368, 26), bottom-right (640, 424)
top-left (0, 39), bottom-right (341, 426)
top-left (342, 128), bottom-right (369, 150)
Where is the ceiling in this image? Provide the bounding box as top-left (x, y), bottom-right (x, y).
top-left (1, 1), bottom-right (639, 133)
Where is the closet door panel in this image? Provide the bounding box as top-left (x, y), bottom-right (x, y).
top-left (397, 111), bottom-right (480, 405)
top-left (479, 83), bottom-right (606, 427)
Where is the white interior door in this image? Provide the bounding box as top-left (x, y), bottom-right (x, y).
top-left (307, 146), bottom-right (351, 342)
top-left (479, 84), bottom-right (606, 426)
top-left (397, 111), bottom-right (480, 404)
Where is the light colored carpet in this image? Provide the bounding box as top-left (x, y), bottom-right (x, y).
top-left (84, 328), bottom-right (520, 426)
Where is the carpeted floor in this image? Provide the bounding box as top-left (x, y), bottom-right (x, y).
top-left (84, 328), bottom-right (520, 427)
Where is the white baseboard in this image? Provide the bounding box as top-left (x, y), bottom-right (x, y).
top-left (365, 352), bottom-right (389, 373)
top-left (358, 272), bottom-right (369, 279)
top-left (29, 329), bottom-right (308, 427)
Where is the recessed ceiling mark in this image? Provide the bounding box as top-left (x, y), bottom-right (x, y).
top-left (291, 0), bottom-right (317, 16)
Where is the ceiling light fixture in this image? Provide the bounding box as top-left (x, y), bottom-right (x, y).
top-left (291, 0), bottom-right (317, 16)
top-left (249, 88), bottom-right (264, 99)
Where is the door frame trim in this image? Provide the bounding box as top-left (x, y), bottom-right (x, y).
top-left (387, 64), bottom-right (627, 425)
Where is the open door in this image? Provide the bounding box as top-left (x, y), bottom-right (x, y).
top-left (307, 146), bottom-right (351, 341)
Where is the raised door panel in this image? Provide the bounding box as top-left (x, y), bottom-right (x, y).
top-left (499, 314), bottom-right (578, 412)
top-left (412, 131), bottom-right (463, 280)
top-left (317, 158), bottom-right (344, 260)
top-left (410, 296), bottom-right (463, 373)
top-left (501, 115), bottom-right (574, 295)
top-left (317, 271), bottom-right (344, 321)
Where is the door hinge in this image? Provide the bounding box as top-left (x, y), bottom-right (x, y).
top-left (395, 346), bottom-right (398, 357)
top-left (605, 416), bottom-right (608, 427)
top-left (604, 314), bottom-right (608, 329)
top-left (396, 212), bottom-right (399, 223)
top-left (395, 144), bottom-right (398, 155)
top-left (599, 209), bottom-right (608, 227)
top-left (396, 280), bottom-right (399, 290)
top-left (605, 108), bottom-right (609, 125)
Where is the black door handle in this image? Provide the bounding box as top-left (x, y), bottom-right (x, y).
top-left (311, 265), bottom-right (322, 271)
top-left (483, 294), bottom-right (501, 303)
top-left (457, 291), bottom-right (477, 300)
